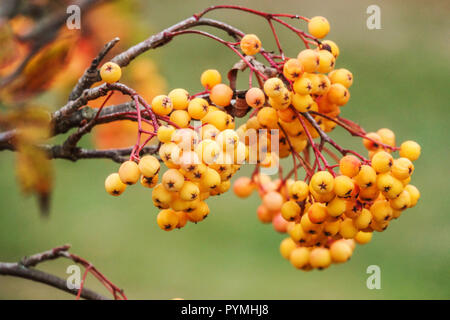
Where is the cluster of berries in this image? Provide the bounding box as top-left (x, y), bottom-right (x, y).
top-left (233, 129), bottom-right (421, 270)
top-left (236, 24), bottom-right (352, 164)
top-left (104, 68), bottom-right (246, 231)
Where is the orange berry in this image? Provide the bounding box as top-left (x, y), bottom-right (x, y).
top-left (257, 204), bottom-right (273, 223)
top-left (257, 106), bottom-right (278, 129)
top-left (307, 202), bottom-right (328, 224)
top-left (233, 177), bottom-right (254, 198)
top-left (240, 34), bottom-right (261, 55)
top-left (157, 209), bottom-right (179, 231)
top-left (363, 132), bottom-right (382, 151)
top-left (328, 68), bottom-right (353, 88)
top-left (339, 155), bottom-right (361, 178)
top-left (210, 83), bottom-right (233, 107)
top-left (245, 87), bottom-right (265, 108)
top-left (272, 213), bottom-right (289, 233)
top-left (327, 83), bottom-right (349, 106)
top-left (263, 191), bottom-right (284, 212)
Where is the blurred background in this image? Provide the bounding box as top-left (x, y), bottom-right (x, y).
top-left (0, 0), bottom-right (449, 299)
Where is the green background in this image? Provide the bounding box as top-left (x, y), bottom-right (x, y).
top-left (1, 0), bottom-right (449, 299)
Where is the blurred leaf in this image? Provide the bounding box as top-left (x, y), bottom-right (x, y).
top-left (3, 34), bottom-right (78, 102)
top-left (0, 21), bottom-right (18, 69)
top-left (6, 106), bottom-right (53, 216)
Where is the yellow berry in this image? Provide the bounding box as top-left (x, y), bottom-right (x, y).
top-left (138, 155), bottom-right (160, 178)
top-left (283, 58), bottom-right (304, 81)
top-left (290, 247), bottom-right (310, 269)
top-left (281, 200), bottom-right (301, 221)
top-left (310, 171), bottom-right (334, 194)
top-left (377, 128), bottom-right (395, 147)
top-left (200, 167), bottom-right (221, 191)
top-left (293, 76), bottom-right (313, 95)
top-left (179, 181), bottom-right (200, 201)
top-left (309, 247), bottom-right (331, 269)
top-left (152, 95), bottom-right (173, 116)
top-left (280, 237), bottom-right (297, 260)
top-left (162, 168), bottom-right (184, 192)
top-left (118, 160), bottom-right (140, 185)
top-left (288, 180), bottom-right (309, 201)
top-left (100, 62), bottom-right (121, 83)
top-left (333, 175), bottom-right (355, 198)
top-left (328, 68), bottom-right (353, 88)
top-left (187, 98), bottom-right (209, 120)
top-left (200, 69), bottom-right (222, 89)
top-left (389, 190), bottom-right (411, 210)
top-left (370, 200), bottom-right (393, 223)
top-left (292, 93), bottom-right (314, 112)
top-left (168, 88), bottom-right (190, 110)
top-left (339, 218), bottom-right (358, 239)
top-left (391, 157), bottom-right (414, 180)
top-left (170, 110), bottom-right (191, 128)
top-left (330, 240), bottom-right (352, 263)
top-left (321, 40), bottom-right (339, 58)
top-left (187, 201), bottom-right (210, 223)
top-left (195, 139), bottom-right (220, 164)
top-left (157, 125), bottom-right (175, 143)
top-left (326, 197), bottom-right (346, 217)
top-left (202, 110), bottom-right (229, 131)
top-left (263, 77), bottom-right (285, 98)
top-left (404, 184), bottom-right (420, 207)
top-left (354, 231), bottom-right (373, 244)
top-left (317, 50), bottom-right (335, 74)
top-left (399, 140), bottom-right (421, 161)
top-left (152, 184), bottom-right (173, 208)
top-left (355, 165), bottom-right (377, 188)
top-left (105, 173), bottom-right (126, 196)
top-left (308, 16), bottom-right (330, 39)
top-left (140, 174), bottom-right (158, 188)
top-left (354, 208), bottom-right (372, 230)
top-left (371, 151), bottom-right (393, 173)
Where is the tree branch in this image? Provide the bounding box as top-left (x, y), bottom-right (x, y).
top-left (0, 244), bottom-right (113, 300)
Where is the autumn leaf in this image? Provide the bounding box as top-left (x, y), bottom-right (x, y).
top-left (2, 33), bottom-right (78, 102)
top-left (4, 106), bottom-right (54, 216)
top-left (0, 21), bottom-right (18, 69)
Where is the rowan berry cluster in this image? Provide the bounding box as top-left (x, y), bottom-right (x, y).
top-left (99, 7), bottom-right (421, 271)
top-left (104, 67), bottom-right (244, 231)
top-left (231, 16), bottom-right (421, 271)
